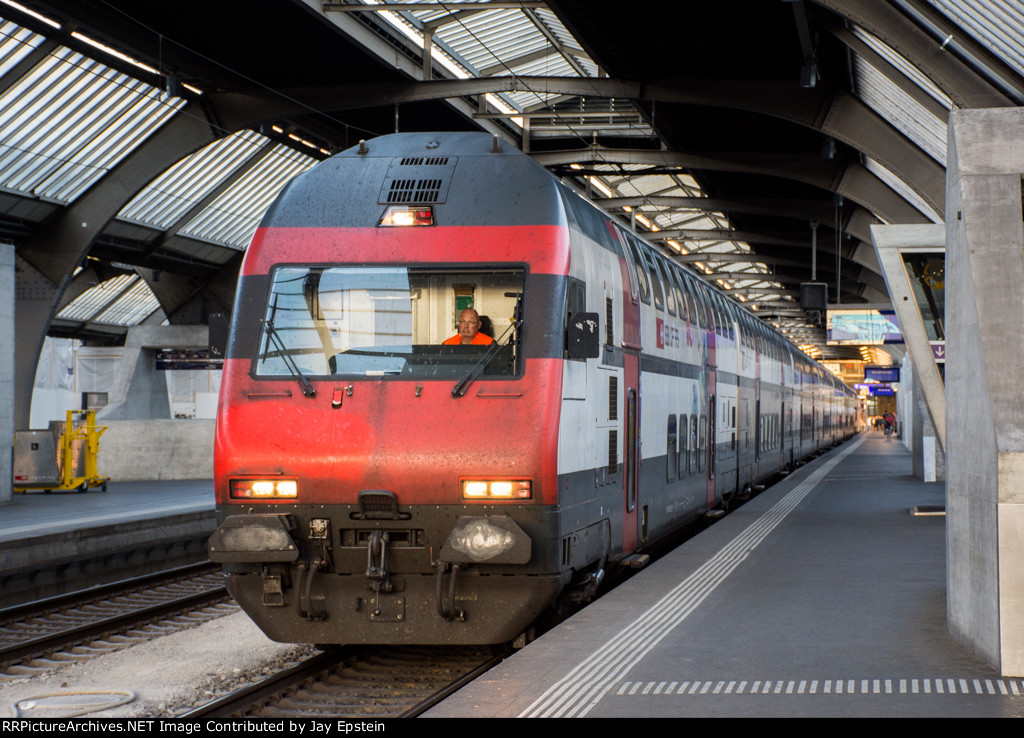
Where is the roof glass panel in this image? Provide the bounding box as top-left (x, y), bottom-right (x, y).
top-left (119, 129), bottom-right (268, 229)
top-left (443, 10), bottom-right (546, 71)
top-left (0, 19), bottom-right (44, 76)
top-left (363, 0), bottom-right (595, 112)
top-left (929, 0), bottom-right (1024, 77)
top-left (852, 25), bottom-right (953, 108)
top-left (0, 44), bottom-right (183, 203)
top-left (92, 278), bottom-right (161, 326)
top-left (57, 273), bottom-right (134, 322)
top-left (854, 56), bottom-right (947, 165)
top-left (178, 143), bottom-right (316, 249)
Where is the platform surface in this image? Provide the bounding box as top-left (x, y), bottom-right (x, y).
top-left (0, 480), bottom-right (214, 544)
top-left (426, 432), bottom-right (1024, 718)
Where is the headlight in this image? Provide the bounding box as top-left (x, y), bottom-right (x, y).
top-left (229, 478), bottom-right (298, 500)
top-left (440, 516), bottom-right (532, 564)
top-left (461, 479), bottom-right (531, 501)
top-left (450, 520), bottom-right (516, 561)
top-left (378, 205), bottom-right (434, 227)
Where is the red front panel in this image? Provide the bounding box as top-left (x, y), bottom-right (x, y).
top-left (241, 225), bottom-right (569, 276)
top-left (215, 224), bottom-right (569, 509)
top-left (214, 359), bottom-right (562, 506)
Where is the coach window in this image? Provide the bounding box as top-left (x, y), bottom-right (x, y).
top-left (566, 277), bottom-right (587, 360)
top-left (624, 236), bottom-right (651, 304)
top-left (710, 290), bottom-right (723, 337)
top-left (667, 414), bottom-right (678, 481)
top-left (690, 415), bottom-right (699, 473)
top-left (678, 413), bottom-right (688, 478)
top-left (606, 297), bottom-right (615, 347)
top-left (684, 278), bottom-right (704, 331)
top-left (671, 268), bottom-right (689, 324)
top-left (657, 259), bottom-right (677, 316)
top-left (697, 413), bottom-right (707, 472)
top-left (710, 293), bottom-right (723, 337)
top-left (695, 283), bottom-right (713, 333)
top-left (641, 247), bottom-right (665, 312)
top-left (715, 294), bottom-right (728, 339)
top-left (615, 229), bottom-right (641, 304)
top-left (718, 296), bottom-right (730, 340)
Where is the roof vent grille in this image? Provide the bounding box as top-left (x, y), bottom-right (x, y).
top-left (386, 178), bottom-right (443, 203)
top-left (400, 156), bottom-right (449, 166)
top-left (379, 156), bottom-right (457, 205)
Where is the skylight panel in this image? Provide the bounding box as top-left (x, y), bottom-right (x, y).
top-left (0, 19), bottom-right (43, 76)
top-left (92, 279), bottom-right (161, 326)
top-left (0, 46), bottom-right (182, 203)
top-left (119, 130), bottom-right (268, 230)
top-left (929, 0), bottom-right (1024, 77)
top-left (57, 273), bottom-right (136, 322)
top-left (179, 144), bottom-right (316, 249)
top-left (854, 56), bottom-right (947, 165)
top-left (852, 25), bottom-right (953, 109)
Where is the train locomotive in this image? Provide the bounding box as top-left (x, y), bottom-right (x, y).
top-left (208, 131), bottom-right (858, 646)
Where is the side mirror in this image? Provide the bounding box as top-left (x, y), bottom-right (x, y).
top-left (567, 312), bottom-right (600, 360)
top-left (209, 312), bottom-right (230, 358)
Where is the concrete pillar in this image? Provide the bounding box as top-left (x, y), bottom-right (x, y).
top-left (1, 243), bottom-right (13, 505)
top-left (96, 325), bottom-right (209, 421)
top-left (870, 223), bottom-right (946, 452)
top-left (909, 365), bottom-right (944, 482)
top-left (946, 108), bottom-right (1024, 676)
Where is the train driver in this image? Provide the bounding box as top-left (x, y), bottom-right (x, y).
top-left (443, 308), bottom-right (494, 346)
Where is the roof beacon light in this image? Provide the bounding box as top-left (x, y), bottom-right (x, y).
top-left (379, 205), bottom-right (434, 227)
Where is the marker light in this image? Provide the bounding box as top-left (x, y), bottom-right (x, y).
top-left (378, 205), bottom-right (434, 227)
top-left (461, 479), bottom-right (532, 500)
top-left (230, 478), bottom-right (298, 500)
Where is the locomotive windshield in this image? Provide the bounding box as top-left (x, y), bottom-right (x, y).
top-left (255, 266), bottom-right (525, 379)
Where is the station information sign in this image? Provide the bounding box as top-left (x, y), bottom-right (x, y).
top-left (864, 366), bottom-right (900, 383)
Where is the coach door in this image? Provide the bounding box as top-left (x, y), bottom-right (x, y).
top-left (623, 376), bottom-right (639, 552)
top-left (618, 232), bottom-right (645, 554)
top-left (704, 304), bottom-right (717, 512)
top-left (706, 370), bottom-right (716, 510)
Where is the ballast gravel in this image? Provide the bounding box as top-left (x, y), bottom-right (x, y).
top-left (0, 610), bottom-right (317, 718)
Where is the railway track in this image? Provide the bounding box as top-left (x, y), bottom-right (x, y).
top-left (0, 563), bottom-right (233, 680)
top-left (183, 645), bottom-right (505, 718)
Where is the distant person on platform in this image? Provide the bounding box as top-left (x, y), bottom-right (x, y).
top-left (443, 308), bottom-right (494, 346)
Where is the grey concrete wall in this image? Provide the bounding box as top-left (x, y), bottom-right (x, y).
top-left (98, 325), bottom-right (207, 421)
top-left (947, 108), bottom-right (1024, 676)
top-left (1, 244), bottom-right (13, 505)
top-left (96, 419), bottom-right (214, 481)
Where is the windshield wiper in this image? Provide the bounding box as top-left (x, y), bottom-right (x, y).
top-left (451, 319), bottom-right (521, 398)
top-left (262, 319), bottom-right (316, 398)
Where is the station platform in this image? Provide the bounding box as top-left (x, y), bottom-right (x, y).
top-left (0, 480), bottom-right (215, 605)
top-left (426, 431), bottom-right (1024, 718)
top-left (1, 480), bottom-right (214, 543)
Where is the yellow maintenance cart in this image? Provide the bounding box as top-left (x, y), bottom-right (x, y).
top-left (13, 410), bottom-right (110, 493)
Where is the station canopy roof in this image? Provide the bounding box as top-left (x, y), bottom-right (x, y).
top-left (4, 0), bottom-right (1024, 360)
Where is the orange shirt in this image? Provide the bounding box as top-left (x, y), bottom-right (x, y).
top-left (443, 333), bottom-right (494, 345)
